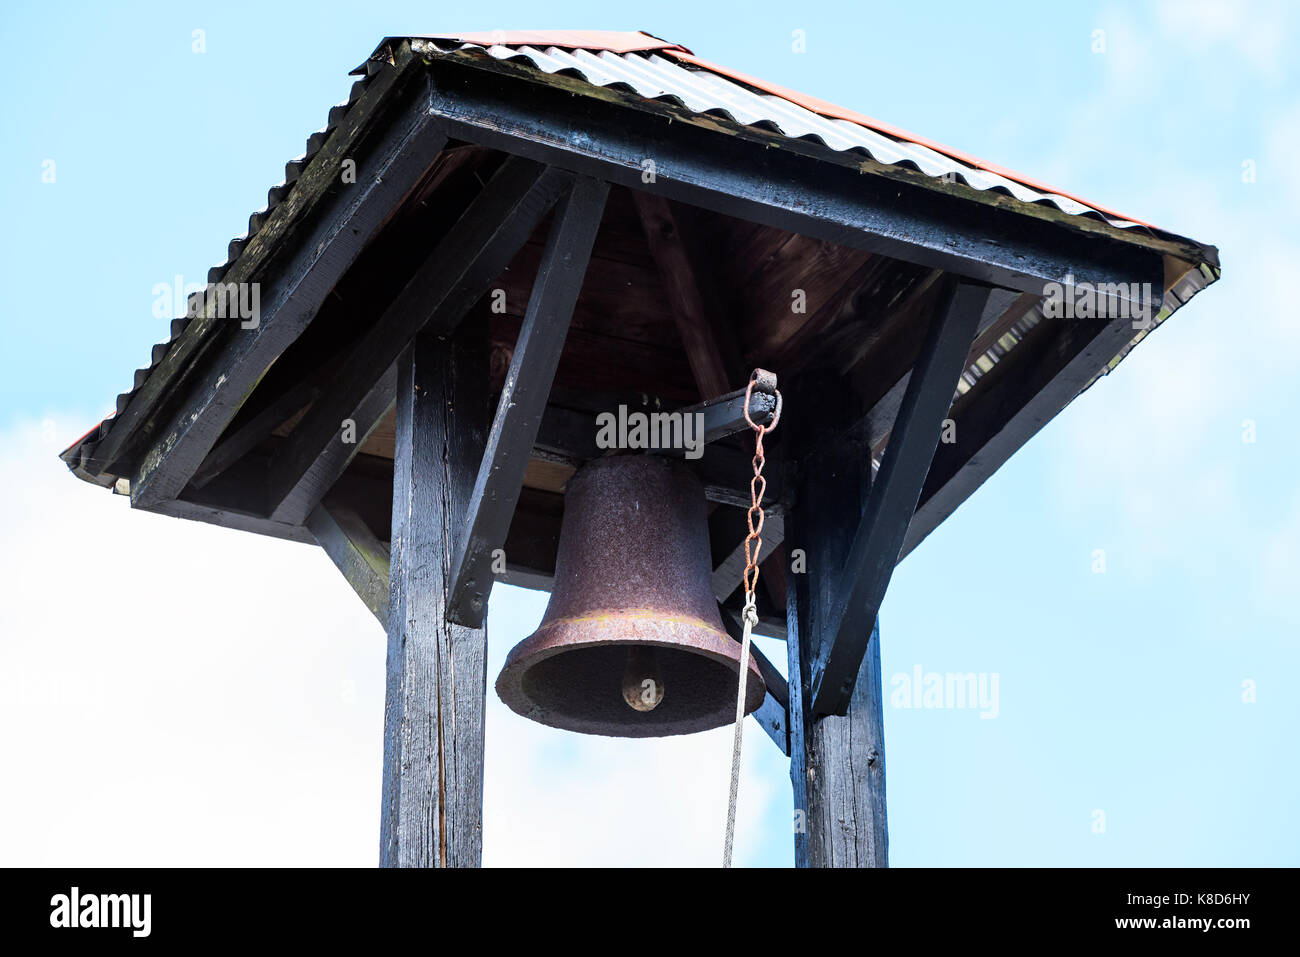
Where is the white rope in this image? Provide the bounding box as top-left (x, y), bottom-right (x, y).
top-left (723, 596), bottom-right (758, 868)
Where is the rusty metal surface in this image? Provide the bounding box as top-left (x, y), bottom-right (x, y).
top-left (496, 454), bottom-right (766, 737)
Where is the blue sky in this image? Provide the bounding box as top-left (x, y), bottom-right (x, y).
top-left (1, 1), bottom-right (1296, 866)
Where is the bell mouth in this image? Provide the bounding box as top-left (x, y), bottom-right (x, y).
top-left (496, 610), bottom-right (767, 738)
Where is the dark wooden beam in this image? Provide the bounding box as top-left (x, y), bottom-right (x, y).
top-left (810, 280), bottom-right (992, 716)
top-left (857, 286), bottom-right (1022, 459)
top-left (786, 437), bottom-right (887, 867)
top-left (129, 72), bottom-right (448, 509)
top-left (144, 497), bottom-right (315, 545)
top-left (264, 156), bottom-right (573, 524)
top-left (447, 176), bottom-right (609, 627)
top-left (307, 498), bottom-right (390, 624)
top-left (672, 386), bottom-right (776, 448)
top-left (425, 57), bottom-right (1169, 300)
top-left (189, 378), bottom-right (320, 490)
top-left (902, 297), bottom-right (1141, 560)
top-left (381, 320), bottom-right (489, 869)
top-left (632, 192), bottom-right (741, 398)
top-left (270, 364), bottom-right (398, 525)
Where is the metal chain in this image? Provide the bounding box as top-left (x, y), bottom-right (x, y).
top-left (724, 370), bottom-right (782, 868)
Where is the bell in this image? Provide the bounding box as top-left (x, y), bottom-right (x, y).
top-left (496, 454), bottom-right (766, 737)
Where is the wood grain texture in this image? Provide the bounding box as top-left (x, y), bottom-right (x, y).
top-left (632, 191), bottom-right (739, 398)
top-left (265, 157), bottom-right (570, 524)
top-left (307, 499), bottom-right (391, 624)
top-left (447, 176), bottom-right (609, 627)
top-left (380, 321), bottom-right (489, 868)
top-left (810, 280), bottom-right (991, 716)
top-left (786, 438), bottom-right (887, 868)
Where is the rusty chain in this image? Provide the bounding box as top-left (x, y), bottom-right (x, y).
top-left (740, 370), bottom-right (782, 615)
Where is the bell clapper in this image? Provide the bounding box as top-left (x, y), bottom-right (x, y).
top-left (621, 645), bottom-right (665, 712)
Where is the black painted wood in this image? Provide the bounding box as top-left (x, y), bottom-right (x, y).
top-left (129, 77), bottom-right (448, 509)
top-left (532, 403), bottom-right (789, 512)
top-left (264, 156), bottom-right (572, 524)
top-left (666, 387), bottom-right (776, 451)
top-left (307, 498), bottom-right (390, 624)
top-left (380, 320), bottom-right (489, 868)
top-left (446, 176), bottom-right (609, 627)
top-left (189, 378), bottom-right (320, 490)
top-left (425, 58), bottom-right (1167, 300)
top-left (787, 441), bottom-right (888, 868)
top-left (268, 363), bottom-right (397, 525)
top-left (810, 280), bottom-right (992, 716)
top-left (901, 300), bottom-right (1156, 560)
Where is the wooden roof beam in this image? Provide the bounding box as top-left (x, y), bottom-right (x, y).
top-left (446, 176), bottom-right (610, 627)
top-left (810, 279), bottom-right (993, 716)
top-left (264, 156), bottom-right (574, 526)
top-left (424, 58), bottom-right (1164, 302)
top-left (632, 192), bottom-right (742, 399)
top-left (307, 498), bottom-right (391, 624)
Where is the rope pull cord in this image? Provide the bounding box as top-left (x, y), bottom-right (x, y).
top-left (723, 369), bottom-right (782, 868)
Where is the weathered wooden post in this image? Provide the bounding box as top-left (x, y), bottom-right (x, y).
top-left (786, 445), bottom-right (889, 867)
top-left (380, 322), bottom-right (489, 867)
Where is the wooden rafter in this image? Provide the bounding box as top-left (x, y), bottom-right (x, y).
top-left (632, 192), bottom-right (741, 398)
top-left (264, 156), bottom-right (573, 525)
top-left (810, 279), bottom-right (993, 716)
top-left (447, 176), bottom-right (610, 627)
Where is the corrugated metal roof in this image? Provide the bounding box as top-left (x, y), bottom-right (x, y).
top-left (399, 31), bottom-right (1187, 234)
top-left (63, 30), bottom-right (1219, 473)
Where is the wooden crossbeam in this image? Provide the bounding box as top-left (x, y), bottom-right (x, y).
top-left (128, 79), bottom-right (448, 509)
top-left (632, 192), bottom-right (741, 399)
top-left (189, 378), bottom-right (320, 490)
top-left (532, 403), bottom-right (790, 511)
top-left (425, 57), bottom-right (1169, 300)
top-left (810, 279), bottom-right (994, 716)
top-left (858, 287), bottom-right (1022, 460)
top-left (446, 176), bottom-right (610, 627)
top-left (264, 156), bottom-right (573, 525)
top-left (673, 387), bottom-right (776, 449)
top-left (270, 364), bottom-right (398, 525)
top-left (901, 291), bottom-right (1151, 560)
top-left (306, 499), bottom-right (390, 624)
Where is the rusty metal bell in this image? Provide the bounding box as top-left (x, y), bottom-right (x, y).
top-left (496, 454), bottom-right (766, 737)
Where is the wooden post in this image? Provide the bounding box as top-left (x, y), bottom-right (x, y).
top-left (380, 320), bottom-right (489, 868)
top-left (786, 431), bottom-right (889, 867)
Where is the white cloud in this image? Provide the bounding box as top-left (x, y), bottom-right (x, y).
top-left (0, 419), bottom-right (784, 866)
